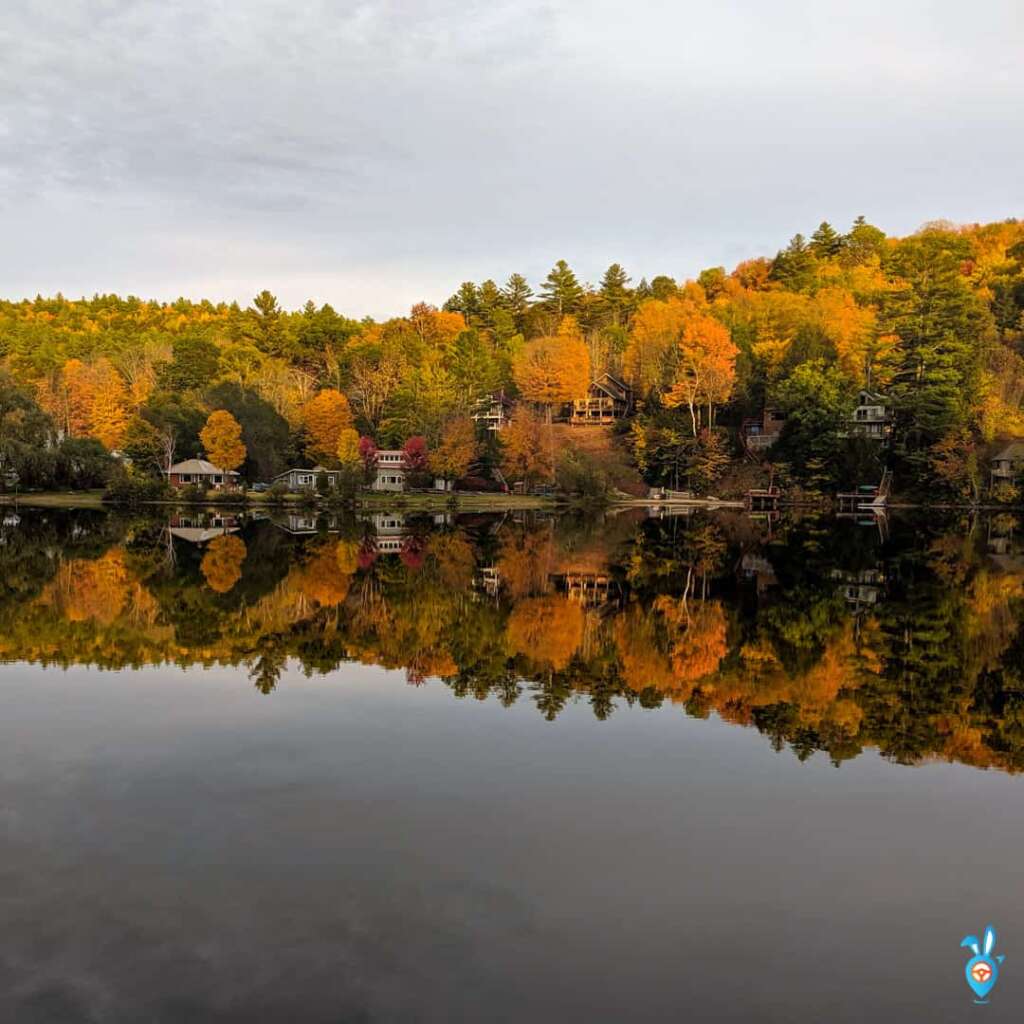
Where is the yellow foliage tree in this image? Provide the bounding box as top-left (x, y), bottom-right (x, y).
top-left (664, 313), bottom-right (738, 435)
top-left (512, 334), bottom-right (590, 420)
top-left (88, 359), bottom-right (130, 450)
top-left (624, 297), bottom-right (691, 396)
top-left (301, 389), bottom-right (353, 464)
top-left (201, 535), bottom-right (247, 593)
top-left (199, 410), bottom-right (246, 472)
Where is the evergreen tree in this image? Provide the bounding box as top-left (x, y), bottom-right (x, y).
top-left (769, 234), bottom-right (818, 292)
top-left (540, 260), bottom-right (584, 317)
top-left (444, 282), bottom-right (480, 323)
top-left (648, 275), bottom-right (677, 301)
top-left (501, 273), bottom-right (533, 332)
top-left (599, 263), bottom-right (633, 326)
top-left (880, 233), bottom-right (993, 463)
top-left (247, 290), bottom-right (284, 355)
top-left (841, 216), bottom-right (887, 266)
top-left (810, 221), bottom-right (842, 260)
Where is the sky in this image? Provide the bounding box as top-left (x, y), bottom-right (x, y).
top-left (1, 0), bottom-right (1022, 318)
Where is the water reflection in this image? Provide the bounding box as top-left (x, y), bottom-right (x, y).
top-left (1, 506), bottom-right (1023, 771)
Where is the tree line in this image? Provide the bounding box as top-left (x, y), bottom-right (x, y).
top-left (2, 215), bottom-right (1023, 497)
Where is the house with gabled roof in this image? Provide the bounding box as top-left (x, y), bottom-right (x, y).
top-left (165, 459), bottom-right (241, 490)
top-left (991, 440), bottom-right (1024, 487)
top-left (568, 372), bottom-right (633, 424)
top-left (274, 465), bottom-right (339, 491)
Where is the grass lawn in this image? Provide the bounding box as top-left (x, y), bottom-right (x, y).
top-left (0, 490), bottom-right (107, 509)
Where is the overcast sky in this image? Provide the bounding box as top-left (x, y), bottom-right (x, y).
top-left (1, 0), bottom-right (1021, 318)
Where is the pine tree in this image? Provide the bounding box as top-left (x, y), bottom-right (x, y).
top-left (880, 233), bottom-right (993, 462)
top-left (769, 234), bottom-right (817, 292)
top-left (247, 290), bottom-right (284, 355)
top-left (599, 263), bottom-right (633, 326)
top-left (540, 260), bottom-right (584, 318)
top-left (810, 221), bottom-right (842, 260)
top-left (501, 273), bottom-right (533, 331)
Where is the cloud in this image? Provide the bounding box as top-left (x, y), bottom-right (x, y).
top-left (1, 0), bottom-right (1021, 315)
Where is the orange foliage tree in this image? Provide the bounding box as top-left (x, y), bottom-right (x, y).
top-left (430, 416), bottom-right (478, 486)
top-left (512, 333), bottom-right (590, 420)
top-left (199, 410), bottom-right (246, 472)
top-left (500, 406), bottom-right (554, 489)
top-left (664, 314), bottom-right (738, 435)
top-left (301, 389), bottom-right (353, 464)
top-left (624, 297), bottom-right (691, 396)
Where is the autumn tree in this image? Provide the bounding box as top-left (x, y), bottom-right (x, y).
top-left (500, 407), bottom-right (553, 490)
top-left (199, 409), bottom-right (246, 473)
top-left (301, 389), bottom-right (353, 464)
top-left (88, 359), bottom-right (130, 450)
top-left (430, 417), bottom-right (478, 486)
top-left (664, 313), bottom-right (739, 435)
top-left (624, 297), bottom-right (690, 397)
top-left (512, 333), bottom-right (590, 421)
top-left (201, 535), bottom-right (247, 593)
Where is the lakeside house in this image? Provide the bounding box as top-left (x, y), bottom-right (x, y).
top-left (741, 408), bottom-right (786, 452)
top-left (372, 450), bottom-right (407, 491)
top-left (472, 390), bottom-right (513, 432)
top-left (274, 465), bottom-right (340, 491)
top-left (165, 459), bottom-right (241, 490)
top-left (848, 389), bottom-right (892, 440)
top-left (991, 441), bottom-right (1024, 486)
top-left (568, 373), bottom-right (633, 425)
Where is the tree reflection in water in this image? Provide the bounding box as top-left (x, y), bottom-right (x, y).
top-left (1, 506), bottom-right (1023, 771)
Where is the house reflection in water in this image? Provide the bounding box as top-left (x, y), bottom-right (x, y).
top-left (168, 513), bottom-right (240, 545)
top-left (370, 513), bottom-right (409, 555)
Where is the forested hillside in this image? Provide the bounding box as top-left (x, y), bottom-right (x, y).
top-left (2, 216), bottom-right (1023, 497)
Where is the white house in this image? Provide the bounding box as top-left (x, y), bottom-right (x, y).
top-left (274, 465), bottom-right (340, 491)
top-left (372, 450), bottom-right (407, 491)
top-left (848, 390), bottom-right (892, 440)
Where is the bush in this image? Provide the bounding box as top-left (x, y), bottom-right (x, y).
top-left (296, 485), bottom-right (318, 507)
top-left (266, 482), bottom-right (289, 504)
top-left (104, 466), bottom-right (170, 506)
top-left (991, 481), bottom-right (1021, 505)
top-left (556, 449), bottom-right (612, 502)
top-left (177, 483), bottom-right (207, 504)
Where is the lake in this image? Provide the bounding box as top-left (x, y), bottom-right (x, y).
top-left (1, 505), bottom-right (1022, 1022)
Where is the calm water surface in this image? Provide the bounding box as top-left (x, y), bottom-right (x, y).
top-left (1, 507), bottom-right (1022, 1022)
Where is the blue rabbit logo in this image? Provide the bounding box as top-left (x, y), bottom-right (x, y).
top-left (961, 925), bottom-right (1004, 1003)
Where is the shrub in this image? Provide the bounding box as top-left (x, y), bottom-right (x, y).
top-left (104, 465), bottom-right (170, 506)
top-left (556, 449), bottom-right (612, 502)
top-left (177, 483), bottom-right (207, 504)
top-left (267, 481), bottom-right (289, 504)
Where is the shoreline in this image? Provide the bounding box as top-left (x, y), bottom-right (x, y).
top-left (2, 491), bottom-right (1021, 514)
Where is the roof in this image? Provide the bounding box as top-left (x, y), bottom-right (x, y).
top-left (273, 465), bottom-right (336, 480)
top-left (590, 373), bottom-right (631, 401)
top-left (992, 441), bottom-right (1024, 462)
top-left (166, 459), bottom-right (240, 476)
top-left (858, 390), bottom-right (887, 403)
